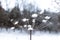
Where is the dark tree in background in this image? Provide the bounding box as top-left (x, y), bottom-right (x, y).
top-left (0, 2), bottom-right (9, 28)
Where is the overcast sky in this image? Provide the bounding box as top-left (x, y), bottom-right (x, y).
top-left (0, 0), bottom-right (60, 13)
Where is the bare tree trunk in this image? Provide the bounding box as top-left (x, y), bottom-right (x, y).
top-left (30, 30), bottom-right (32, 40)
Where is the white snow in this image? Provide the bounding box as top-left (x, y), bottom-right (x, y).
top-left (39, 9), bottom-right (44, 14)
top-left (14, 21), bottom-right (19, 25)
top-left (45, 16), bottom-right (51, 20)
top-left (32, 14), bottom-right (38, 18)
top-left (0, 29), bottom-right (60, 40)
top-left (32, 19), bottom-right (35, 23)
top-left (28, 25), bottom-right (32, 28)
top-left (28, 27), bottom-right (33, 30)
top-left (42, 20), bottom-right (47, 23)
top-left (24, 25), bottom-right (27, 27)
top-left (28, 25), bottom-right (33, 30)
top-left (26, 19), bottom-right (29, 21)
top-left (10, 27), bottom-right (15, 30)
top-left (10, 19), bottom-right (14, 22)
top-left (22, 18), bottom-right (29, 22)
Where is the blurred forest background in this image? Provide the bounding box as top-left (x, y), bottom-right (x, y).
top-left (0, 0), bottom-right (60, 33)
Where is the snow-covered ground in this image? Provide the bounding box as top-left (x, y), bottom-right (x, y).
top-left (0, 28), bottom-right (60, 40)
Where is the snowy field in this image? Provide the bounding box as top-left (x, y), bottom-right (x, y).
top-left (0, 28), bottom-right (60, 40)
